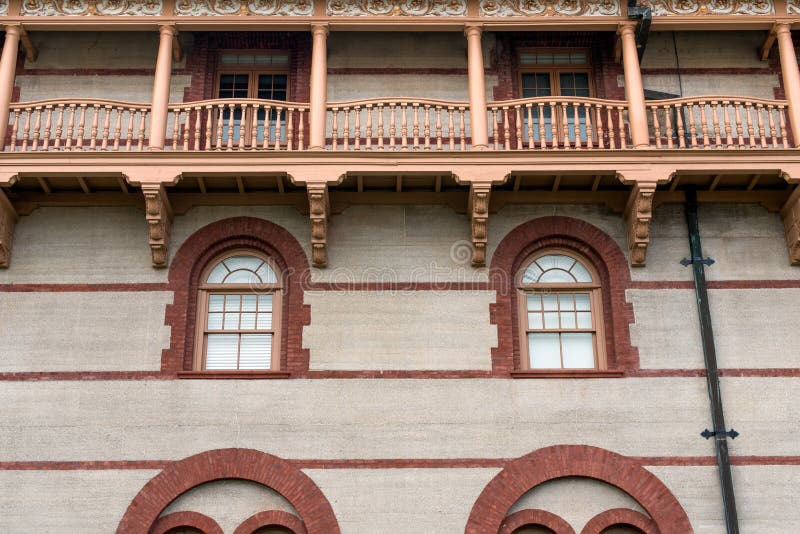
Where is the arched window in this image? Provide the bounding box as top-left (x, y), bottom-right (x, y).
top-left (517, 249), bottom-right (605, 369)
top-left (194, 251), bottom-right (282, 371)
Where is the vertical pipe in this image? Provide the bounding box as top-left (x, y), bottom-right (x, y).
top-left (619, 22), bottom-right (649, 148)
top-left (465, 24), bottom-right (489, 150)
top-left (685, 189), bottom-right (740, 534)
top-left (149, 25), bottom-right (176, 151)
top-left (309, 24), bottom-right (329, 151)
top-left (775, 23), bottom-right (800, 147)
top-left (0, 25), bottom-right (21, 147)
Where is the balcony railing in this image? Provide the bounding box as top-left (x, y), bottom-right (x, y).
top-left (2, 95), bottom-right (793, 153)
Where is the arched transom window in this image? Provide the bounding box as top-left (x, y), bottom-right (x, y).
top-left (518, 250), bottom-right (605, 370)
top-left (195, 252), bottom-right (281, 371)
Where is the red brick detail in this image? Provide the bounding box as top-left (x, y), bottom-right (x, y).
top-left (162, 216), bottom-right (311, 373)
top-left (116, 449), bottom-right (339, 534)
top-left (580, 508), bottom-right (658, 534)
top-left (150, 511), bottom-right (223, 534)
top-left (489, 216), bottom-right (638, 374)
top-left (465, 445), bottom-right (693, 534)
top-left (234, 511), bottom-right (307, 534)
top-left (499, 509), bottom-right (575, 534)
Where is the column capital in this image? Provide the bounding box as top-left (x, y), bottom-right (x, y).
top-left (617, 21), bottom-right (636, 36)
top-left (464, 23), bottom-right (483, 38)
top-left (774, 22), bottom-right (792, 35)
top-left (158, 24), bottom-right (177, 37)
top-left (311, 23), bottom-right (329, 37)
top-left (4, 24), bottom-right (22, 38)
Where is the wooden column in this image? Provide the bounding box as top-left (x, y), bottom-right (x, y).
top-left (465, 24), bottom-right (489, 150)
top-left (0, 25), bottom-right (21, 147)
top-left (775, 23), bottom-right (800, 147)
top-left (619, 22), bottom-right (649, 149)
top-left (149, 25), bottom-right (176, 151)
top-left (309, 24), bottom-right (329, 151)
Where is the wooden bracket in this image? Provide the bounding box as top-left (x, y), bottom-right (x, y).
top-left (780, 185), bottom-right (800, 265)
top-left (468, 183), bottom-right (491, 267)
top-left (19, 27), bottom-right (38, 63)
top-left (143, 185), bottom-right (173, 268)
top-left (171, 29), bottom-right (183, 63)
top-left (760, 25), bottom-right (778, 61)
top-left (624, 183), bottom-right (656, 267)
top-left (308, 184), bottom-right (329, 268)
top-left (0, 188), bottom-right (18, 268)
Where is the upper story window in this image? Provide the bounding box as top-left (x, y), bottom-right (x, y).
top-left (195, 252), bottom-right (282, 371)
top-left (517, 250), bottom-right (605, 370)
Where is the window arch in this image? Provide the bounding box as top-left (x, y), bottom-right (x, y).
top-left (517, 249), bottom-right (605, 370)
top-left (194, 251), bottom-right (282, 371)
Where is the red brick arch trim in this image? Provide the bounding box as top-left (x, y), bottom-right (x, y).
top-left (149, 511), bottom-right (223, 534)
top-left (162, 217), bottom-right (311, 373)
top-left (489, 216), bottom-right (638, 373)
top-left (234, 510), bottom-right (307, 534)
top-left (499, 509), bottom-right (575, 534)
top-left (465, 445), bottom-right (692, 534)
top-left (580, 508), bottom-right (658, 534)
top-left (116, 449), bottom-right (340, 534)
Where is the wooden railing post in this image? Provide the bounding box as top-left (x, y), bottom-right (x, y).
top-left (465, 24), bottom-right (489, 150)
top-left (0, 25), bottom-right (21, 148)
top-left (775, 23), bottom-right (800, 147)
top-left (149, 25), bottom-right (176, 151)
top-left (309, 23), bottom-right (329, 151)
top-left (618, 22), bottom-right (649, 149)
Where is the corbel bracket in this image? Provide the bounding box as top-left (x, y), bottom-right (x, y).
top-left (17, 26), bottom-right (38, 63)
top-left (780, 185), bottom-right (800, 265)
top-left (308, 184), bottom-right (329, 268)
top-left (171, 29), bottom-right (183, 63)
top-left (143, 185), bottom-right (173, 268)
top-left (760, 24), bottom-right (778, 62)
top-left (624, 183), bottom-right (656, 267)
top-left (0, 187), bottom-right (18, 268)
top-left (468, 183), bottom-right (491, 267)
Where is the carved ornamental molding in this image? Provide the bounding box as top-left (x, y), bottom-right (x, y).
top-left (308, 184), bottom-right (329, 268)
top-left (327, 0), bottom-right (467, 16)
top-left (624, 183), bottom-right (655, 267)
top-left (479, 0), bottom-right (619, 16)
top-left (175, 0), bottom-right (313, 16)
top-left (642, 0), bottom-right (772, 15)
top-left (0, 1), bottom-right (8, 15)
top-left (788, 0), bottom-right (800, 13)
top-left (143, 185), bottom-right (173, 268)
top-left (0, 188), bottom-right (17, 268)
top-left (21, 0), bottom-right (163, 15)
top-left (469, 183), bottom-right (491, 267)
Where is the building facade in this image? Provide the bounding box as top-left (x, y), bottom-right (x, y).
top-left (0, 2), bottom-right (799, 533)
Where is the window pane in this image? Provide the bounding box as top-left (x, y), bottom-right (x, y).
top-left (225, 270), bottom-right (257, 284)
top-left (205, 334), bottom-right (238, 369)
top-left (257, 312), bottom-right (273, 330)
top-left (529, 333), bottom-right (561, 368)
top-left (255, 263), bottom-right (278, 284)
top-left (258, 294), bottom-right (273, 311)
top-left (225, 295), bottom-right (241, 311)
top-left (560, 311), bottom-right (576, 329)
top-left (240, 313), bottom-right (257, 330)
top-left (521, 73), bottom-right (552, 98)
top-left (207, 263), bottom-right (228, 284)
top-left (223, 312), bottom-right (239, 330)
top-left (527, 294), bottom-right (542, 311)
top-left (571, 262), bottom-right (593, 282)
top-left (207, 312), bottom-right (223, 330)
top-left (577, 311), bottom-right (593, 328)
top-left (561, 333), bottom-right (594, 368)
top-left (209, 294), bottom-right (224, 312)
top-left (241, 295), bottom-right (257, 311)
top-left (224, 256), bottom-right (263, 272)
top-left (575, 293), bottom-right (591, 311)
top-left (523, 262), bottom-right (544, 283)
top-left (543, 311), bottom-right (559, 329)
top-left (528, 312), bottom-right (543, 330)
top-left (559, 294), bottom-right (575, 310)
top-left (542, 294), bottom-right (558, 311)
top-left (559, 72), bottom-right (591, 97)
top-left (539, 269), bottom-right (575, 283)
top-left (239, 334), bottom-right (272, 370)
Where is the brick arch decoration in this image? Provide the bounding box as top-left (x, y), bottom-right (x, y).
top-left (498, 509), bottom-right (575, 534)
top-left (149, 511), bottom-right (223, 534)
top-left (117, 449), bottom-right (340, 534)
top-left (488, 216), bottom-right (638, 373)
top-left (580, 508), bottom-right (658, 534)
top-left (162, 216), bottom-right (311, 373)
top-left (234, 510), bottom-right (308, 534)
top-left (465, 445), bottom-right (692, 534)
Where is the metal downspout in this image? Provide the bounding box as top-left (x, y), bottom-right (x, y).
top-left (684, 189), bottom-right (740, 533)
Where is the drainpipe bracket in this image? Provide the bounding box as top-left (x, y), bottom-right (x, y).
top-left (680, 256), bottom-right (715, 266)
top-left (701, 428), bottom-right (739, 440)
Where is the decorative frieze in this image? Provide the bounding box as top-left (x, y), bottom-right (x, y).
top-left (469, 183), bottom-right (491, 267)
top-left (0, 188), bottom-right (17, 268)
top-left (479, 0), bottom-right (620, 17)
top-left (175, 0), bottom-right (313, 15)
top-left (143, 185), bottom-right (172, 268)
top-left (327, 0), bottom-right (466, 16)
top-left (643, 0), bottom-right (772, 15)
top-left (0, 1), bottom-right (8, 15)
top-left (624, 183), bottom-right (655, 267)
top-left (21, 0), bottom-right (163, 15)
top-left (788, 0), bottom-right (800, 13)
top-left (308, 184), bottom-right (329, 268)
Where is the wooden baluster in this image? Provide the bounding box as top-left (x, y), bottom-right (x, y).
top-left (756, 103), bottom-right (767, 148)
top-left (388, 102), bottom-right (397, 150)
top-left (698, 101), bottom-right (710, 148)
top-left (212, 104), bottom-right (222, 149)
top-left (21, 107), bottom-right (31, 151)
top-left (423, 104), bottom-right (430, 151)
top-left (100, 105), bottom-right (111, 150)
top-left (274, 106), bottom-right (284, 151)
top-left (353, 105), bottom-right (361, 151)
top-left (561, 103), bottom-right (570, 148)
top-left (435, 106), bottom-right (442, 151)
top-left (125, 107), bottom-right (135, 151)
top-left (171, 108), bottom-right (180, 151)
top-left (459, 107), bottom-right (466, 151)
top-left (767, 105), bottom-right (778, 147)
top-left (89, 105), bottom-right (100, 150)
top-left (584, 103), bottom-right (593, 149)
top-left (263, 105), bottom-right (273, 150)
top-left (286, 107), bottom-right (295, 151)
top-left (331, 108), bottom-right (339, 151)
top-left (447, 106), bottom-right (454, 151)
top-left (225, 103), bottom-right (235, 150)
top-left (193, 107), bottom-right (202, 151)
top-left (377, 104), bottom-right (385, 150)
top-left (711, 101), bottom-right (722, 148)
top-left (734, 103), bottom-right (744, 149)
top-left (674, 104), bottom-right (686, 148)
top-left (617, 106), bottom-right (627, 148)
top-left (651, 105), bottom-right (661, 149)
top-left (515, 107), bottom-right (522, 149)
top-left (722, 101), bottom-right (733, 148)
top-left (412, 103), bottom-right (419, 150)
top-left (42, 105), bottom-right (53, 150)
top-left (604, 106), bottom-right (614, 149)
top-left (502, 107), bottom-right (511, 150)
top-left (298, 109), bottom-right (305, 150)
top-left (9, 109), bottom-right (19, 151)
top-left (181, 108), bottom-right (190, 151)
top-left (491, 108), bottom-right (499, 150)
top-left (343, 107), bottom-right (350, 151)
top-left (686, 104), bottom-right (698, 148)
top-left (400, 103), bottom-right (408, 151)
top-left (113, 107), bottom-right (123, 151)
top-left (248, 105), bottom-right (259, 150)
top-left (76, 105), bottom-right (88, 149)
top-left (366, 104), bottom-right (373, 151)
top-left (594, 105), bottom-right (605, 149)
top-left (538, 103), bottom-right (547, 149)
top-left (745, 103), bottom-right (756, 148)
top-left (550, 103), bottom-right (558, 149)
top-left (778, 104), bottom-right (788, 148)
top-left (32, 106), bottom-right (42, 151)
top-left (64, 105), bottom-right (75, 150)
top-left (526, 105), bottom-right (534, 149)
top-left (137, 108), bottom-right (147, 151)
top-left (236, 104), bottom-right (246, 151)
top-left (663, 105), bottom-right (673, 149)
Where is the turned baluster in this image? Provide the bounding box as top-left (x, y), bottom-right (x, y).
top-left (734, 103), bottom-right (744, 149)
top-left (181, 108), bottom-right (191, 151)
top-left (756, 103), bottom-right (767, 148)
top-left (526, 105), bottom-right (534, 149)
top-left (617, 106), bottom-right (627, 148)
top-left (203, 106), bottom-right (214, 150)
top-left (21, 107), bottom-right (32, 151)
top-left (491, 108), bottom-right (499, 150)
top-left (366, 104), bottom-right (374, 151)
top-left (236, 104), bottom-right (247, 150)
top-left (298, 109), bottom-right (305, 150)
top-left (745, 103), bottom-right (756, 148)
top-left (698, 101), bottom-right (710, 148)
top-left (113, 107), bottom-right (123, 151)
top-left (42, 105), bottom-right (54, 150)
top-left (767, 105), bottom-right (778, 147)
top-left (459, 107), bottom-right (466, 151)
top-left (560, 104), bottom-right (570, 149)
top-left (710, 101), bottom-right (721, 148)
top-left (125, 107), bottom-right (135, 151)
top-left (225, 103), bottom-right (236, 150)
top-left (8, 109), bottom-right (19, 151)
top-left (423, 104), bottom-right (430, 150)
top-left (663, 105), bottom-right (673, 149)
top-left (549, 103), bottom-right (558, 149)
top-left (331, 108), bottom-right (339, 151)
top-left (286, 107), bottom-right (295, 151)
top-left (594, 106), bottom-right (605, 149)
top-left (412, 103), bottom-right (419, 150)
top-left (400, 103), bottom-right (408, 151)
top-left (274, 106), bottom-right (284, 151)
top-left (137, 108), bottom-right (147, 151)
top-left (377, 104), bottom-right (385, 150)
top-left (435, 106), bottom-right (442, 151)
top-left (722, 101), bottom-right (733, 148)
top-left (686, 104), bottom-right (698, 148)
top-left (353, 105), bottom-right (361, 151)
top-left (89, 105), bottom-right (100, 150)
top-left (674, 105), bottom-right (686, 148)
top-left (447, 106), bottom-right (455, 151)
top-left (193, 107), bottom-right (202, 151)
top-left (515, 107), bottom-right (522, 149)
top-left (99, 105), bottom-right (111, 150)
top-left (651, 106), bottom-right (662, 149)
top-left (538, 103), bottom-right (547, 149)
top-left (604, 106), bottom-right (614, 150)
top-left (343, 107), bottom-right (350, 151)
top-left (389, 104), bottom-right (397, 150)
top-left (262, 106), bottom-right (272, 150)
top-left (213, 104), bottom-right (224, 149)
top-left (171, 108), bottom-right (180, 151)
top-left (502, 107), bottom-right (511, 150)
top-left (584, 103), bottom-right (593, 149)
top-left (31, 106), bottom-right (43, 151)
top-left (778, 105), bottom-right (787, 148)
top-left (248, 105), bottom-right (259, 150)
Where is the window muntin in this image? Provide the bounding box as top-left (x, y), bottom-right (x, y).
top-left (518, 250), bottom-right (605, 370)
top-left (196, 252), bottom-right (281, 371)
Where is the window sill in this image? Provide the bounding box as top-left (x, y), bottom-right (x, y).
top-left (177, 370), bottom-right (291, 379)
top-left (510, 369), bottom-right (625, 379)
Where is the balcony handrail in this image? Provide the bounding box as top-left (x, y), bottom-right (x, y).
top-left (168, 98), bottom-right (309, 110)
top-left (488, 96), bottom-right (627, 108)
top-left (10, 98), bottom-right (151, 109)
top-left (644, 95), bottom-right (788, 107)
top-left (327, 97), bottom-right (470, 108)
